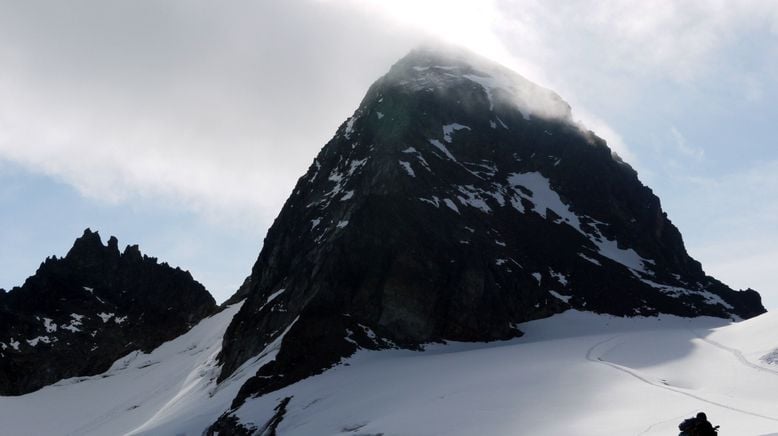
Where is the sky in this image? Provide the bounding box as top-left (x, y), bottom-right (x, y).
top-left (0, 0), bottom-right (776, 306)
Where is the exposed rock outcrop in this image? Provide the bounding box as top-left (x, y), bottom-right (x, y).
top-left (0, 229), bottom-right (217, 395)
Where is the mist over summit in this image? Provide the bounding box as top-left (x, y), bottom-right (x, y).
top-left (209, 46), bottom-right (764, 431)
top-left (0, 47), bottom-right (769, 436)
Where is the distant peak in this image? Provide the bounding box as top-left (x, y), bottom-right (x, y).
top-left (67, 228), bottom-right (120, 260)
top-left (80, 227), bottom-right (100, 239)
top-left (72, 228), bottom-right (104, 249)
top-left (123, 244), bottom-right (143, 262)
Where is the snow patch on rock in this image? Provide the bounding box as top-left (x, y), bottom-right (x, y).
top-left (43, 318), bottom-right (57, 333)
top-left (549, 291), bottom-right (572, 303)
top-left (399, 160), bottom-right (416, 177)
top-left (442, 123), bottom-right (471, 143)
top-left (428, 139), bottom-right (458, 162)
top-left (26, 336), bottom-right (51, 347)
top-left (443, 198), bottom-right (460, 214)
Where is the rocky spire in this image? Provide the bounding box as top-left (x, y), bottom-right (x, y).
top-left (0, 229), bottom-right (217, 395)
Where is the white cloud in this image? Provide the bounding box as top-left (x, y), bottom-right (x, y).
top-left (670, 127), bottom-right (705, 160)
top-left (0, 0), bottom-right (776, 310)
top-left (496, 1), bottom-right (778, 82)
top-left (1, 0), bottom-right (777, 238)
top-left (573, 110), bottom-right (636, 165)
top-left (0, 0), bottom-right (420, 229)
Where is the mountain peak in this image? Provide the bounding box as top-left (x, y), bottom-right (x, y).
top-left (211, 47), bottom-right (764, 423)
top-left (122, 244), bottom-right (143, 262)
top-left (67, 227), bottom-right (119, 257)
top-left (381, 45), bottom-right (572, 122)
top-left (0, 229), bottom-right (217, 395)
top-left (0, 46), bottom-right (764, 433)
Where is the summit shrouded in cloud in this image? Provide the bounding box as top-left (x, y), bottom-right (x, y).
top-left (0, 0), bottom-right (777, 305)
top-left (0, 44), bottom-right (771, 436)
top-left (207, 46), bottom-right (763, 432)
top-left (0, 18), bottom-right (775, 433)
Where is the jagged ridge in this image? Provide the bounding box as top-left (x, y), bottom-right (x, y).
top-left (0, 229), bottom-right (217, 395)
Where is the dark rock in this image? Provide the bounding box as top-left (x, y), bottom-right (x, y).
top-left (205, 414), bottom-right (256, 436)
top-left (0, 229), bottom-right (217, 395)
top-left (209, 396), bottom-right (293, 436)
top-left (214, 46), bottom-right (765, 411)
top-left (221, 275), bottom-right (254, 307)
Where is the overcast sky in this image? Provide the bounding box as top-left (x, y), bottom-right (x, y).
top-left (1, 0), bottom-right (776, 306)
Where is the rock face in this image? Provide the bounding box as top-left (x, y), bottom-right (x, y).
top-left (0, 229), bottom-right (217, 395)
top-left (214, 47), bottom-right (765, 415)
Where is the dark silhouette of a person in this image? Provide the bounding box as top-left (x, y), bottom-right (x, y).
top-left (690, 412), bottom-right (717, 436)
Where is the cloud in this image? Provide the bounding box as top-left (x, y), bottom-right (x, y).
top-left (670, 127), bottom-right (705, 160)
top-left (1, 0), bottom-right (777, 236)
top-left (0, 0), bottom-right (422, 229)
top-left (2, 0), bottom-right (777, 308)
top-left (496, 1), bottom-right (778, 82)
top-left (573, 110), bottom-right (636, 164)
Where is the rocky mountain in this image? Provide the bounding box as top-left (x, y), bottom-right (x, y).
top-left (0, 46), bottom-right (769, 435)
top-left (208, 49), bottom-right (764, 431)
top-left (209, 47), bottom-right (765, 430)
top-left (0, 229), bottom-right (217, 395)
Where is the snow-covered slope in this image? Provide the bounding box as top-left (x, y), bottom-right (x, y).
top-left (222, 311), bottom-right (778, 435)
top-left (3, 305), bottom-right (778, 434)
top-left (0, 302), bottom-right (277, 436)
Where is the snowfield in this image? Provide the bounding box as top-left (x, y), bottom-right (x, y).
top-left (3, 306), bottom-right (778, 435)
top-left (0, 303), bottom-right (273, 436)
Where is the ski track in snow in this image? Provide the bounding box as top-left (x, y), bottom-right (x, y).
top-left (7, 310), bottom-right (778, 435)
top-left (637, 408), bottom-right (699, 436)
top-left (586, 335), bottom-right (778, 423)
top-left (690, 328), bottom-right (778, 377)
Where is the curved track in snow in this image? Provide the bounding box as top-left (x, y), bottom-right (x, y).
top-left (690, 329), bottom-right (778, 377)
top-left (637, 409), bottom-right (698, 436)
top-left (585, 336), bottom-right (778, 423)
